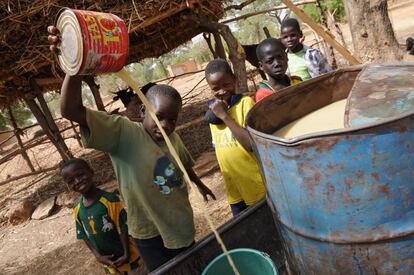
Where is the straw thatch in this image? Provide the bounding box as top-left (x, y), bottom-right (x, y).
top-left (0, 0), bottom-right (226, 109)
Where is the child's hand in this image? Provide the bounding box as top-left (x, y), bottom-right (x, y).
top-left (113, 254), bottom-right (129, 267)
top-left (197, 184), bottom-right (216, 202)
top-left (96, 254), bottom-right (115, 267)
top-left (209, 99), bottom-right (228, 120)
top-left (47, 26), bottom-right (60, 53)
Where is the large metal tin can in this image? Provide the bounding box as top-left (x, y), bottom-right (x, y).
top-left (56, 8), bottom-right (128, 75)
top-left (246, 64), bottom-right (414, 274)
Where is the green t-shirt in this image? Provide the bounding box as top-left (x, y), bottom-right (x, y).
top-left (80, 109), bottom-right (195, 249)
top-left (287, 49), bottom-right (312, 81)
top-left (73, 189), bottom-right (140, 273)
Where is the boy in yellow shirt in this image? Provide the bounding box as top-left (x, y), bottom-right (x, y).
top-left (205, 59), bottom-right (266, 216)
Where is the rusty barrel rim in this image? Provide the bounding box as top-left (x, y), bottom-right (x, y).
top-left (56, 8), bottom-right (84, 76)
top-left (246, 67), bottom-right (414, 146)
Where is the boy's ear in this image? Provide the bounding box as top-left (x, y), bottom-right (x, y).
top-left (299, 30), bottom-right (303, 38)
top-left (259, 61), bottom-right (264, 71)
top-left (140, 104), bottom-right (146, 115)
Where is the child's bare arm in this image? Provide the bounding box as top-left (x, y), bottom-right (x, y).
top-left (83, 239), bottom-right (114, 267)
top-left (187, 167), bottom-right (216, 202)
top-left (60, 75), bottom-right (87, 126)
top-left (210, 99), bottom-right (252, 151)
top-left (113, 231), bottom-right (130, 267)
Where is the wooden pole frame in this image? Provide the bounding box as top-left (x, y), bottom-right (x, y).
top-left (84, 76), bottom-right (105, 112)
top-left (8, 107), bottom-right (35, 172)
top-left (24, 97), bottom-right (71, 161)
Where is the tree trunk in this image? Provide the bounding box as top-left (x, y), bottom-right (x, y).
top-left (218, 25), bottom-right (248, 93)
top-left (84, 76), bottom-right (105, 111)
top-left (190, 15), bottom-right (248, 93)
top-left (8, 108), bottom-right (35, 172)
top-left (344, 0), bottom-right (402, 62)
top-left (315, 0), bottom-right (337, 69)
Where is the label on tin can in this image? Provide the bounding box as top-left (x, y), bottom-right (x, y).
top-left (56, 8), bottom-right (128, 76)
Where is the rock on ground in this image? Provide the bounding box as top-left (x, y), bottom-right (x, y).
top-left (31, 196), bottom-right (56, 220)
top-left (6, 199), bottom-right (35, 225)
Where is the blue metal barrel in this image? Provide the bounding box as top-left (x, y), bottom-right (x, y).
top-left (246, 64), bottom-right (414, 274)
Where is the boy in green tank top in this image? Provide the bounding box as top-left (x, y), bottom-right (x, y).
top-left (61, 158), bottom-right (141, 274)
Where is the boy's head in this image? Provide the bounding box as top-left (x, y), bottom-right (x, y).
top-left (280, 18), bottom-right (303, 51)
top-left (256, 38), bottom-right (288, 80)
top-left (114, 83), bottom-right (156, 122)
top-left (205, 59), bottom-right (236, 104)
top-left (142, 84), bottom-right (182, 141)
top-left (60, 158), bottom-right (95, 195)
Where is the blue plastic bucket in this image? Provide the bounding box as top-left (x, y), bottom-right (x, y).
top-left (202, 248), bottom-right (278, 275)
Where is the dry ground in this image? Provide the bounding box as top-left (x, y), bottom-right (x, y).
top-left (1, 0), bottom-right (414, 274)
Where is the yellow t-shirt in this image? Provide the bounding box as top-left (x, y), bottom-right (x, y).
top-left (209, 96), bottom-right (266, 205)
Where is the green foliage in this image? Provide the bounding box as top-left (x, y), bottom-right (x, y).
top-left (230, 0), bottom-right (281, 44)
top-left (0, 113), bottom-right (8, 131)
top-left (302, 0), bottom-right (346, 23)
top-left (303, 4), bottom-right (320, 23)
top-left (0, 103), bottom-right (34, 131)
top-left (325, 0), bottom-right (346, 22)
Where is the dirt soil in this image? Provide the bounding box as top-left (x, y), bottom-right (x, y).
top-left (1, 1), bottom-right (414, 274)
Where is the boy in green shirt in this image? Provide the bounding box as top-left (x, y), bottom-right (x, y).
top-left (280, 18), bottom-right (332, 81)
top-left (49, 26), bottom-right (215, 273)
top-left (59, 77), bottom-right (215, 271)
top-left (60, 158), bottom-right (141, 274)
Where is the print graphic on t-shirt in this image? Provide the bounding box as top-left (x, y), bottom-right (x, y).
top-left (88, 216), bottom-right (97, 235)
top-left (214, 131), bottom-right (237, 149)
top-left (153, 156), bottom-right (183, 194)
top-left (102, 214), bottom-right (114, 232)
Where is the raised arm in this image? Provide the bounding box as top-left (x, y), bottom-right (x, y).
top-left (210, 99), bottom-right (252, 151)
top-left (60, 75), bottom-right (87, 126)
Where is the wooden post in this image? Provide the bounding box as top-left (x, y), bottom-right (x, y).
top-left (24, 97), bottom-right (71, 161)
top-left (70, 121), bottom-right (82, 147)
top-left (315, 0), bottom-right (337, 69)
top-left (280, 0), bottom-right (361, 65)
top-left (213, 31), bottom-right (227, 59)
top-left (8, 108), bottom-right (35, 172)
top-left (219, 25), bottom-right (248, 93)
top-left (203, 33), bottom-right (219, 58)
top-left (263, 27), bottom-right (272, 38)
top-left (36, 93), bottom-right (60, 136)
top-left (84, 76), bottom-right (105, 111)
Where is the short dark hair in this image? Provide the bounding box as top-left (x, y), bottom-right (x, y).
top-left (114, 82), bottom-right (156, 107)
top-left (146, 84), bottom-right (182, 107)
top-left (281, 18), bottom-right (301, 32)
top-left (256, 38), bottom-right (286, 60)
top-left (60, 158), bottom-right (93, 173)
top-left (205, 58), bottom-right (234, 78)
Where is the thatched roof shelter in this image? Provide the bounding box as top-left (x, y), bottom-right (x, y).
top-left (0, 0), bottom-right (226, 109)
